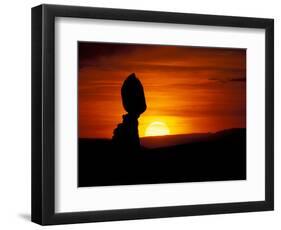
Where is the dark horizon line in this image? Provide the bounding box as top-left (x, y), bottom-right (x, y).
top-left (79, 127), bottom-right (246, 140)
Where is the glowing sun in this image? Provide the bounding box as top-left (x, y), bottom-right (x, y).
top-left (145, 121), bottom-right (170, 137)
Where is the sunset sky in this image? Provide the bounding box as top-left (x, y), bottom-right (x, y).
top-left (78, 42), bottom-right (246, 138)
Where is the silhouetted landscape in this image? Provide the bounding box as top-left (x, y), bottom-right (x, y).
top-left (78, 128), bottom-right (246, 187)
top-left (78, 44), bottom-right (246, 187)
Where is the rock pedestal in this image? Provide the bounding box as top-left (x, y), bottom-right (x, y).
top-left (112, 73), bottom-right (146, 152)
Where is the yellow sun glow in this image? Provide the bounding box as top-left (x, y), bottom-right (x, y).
top-left (145, 121), bottom-right (170, 137)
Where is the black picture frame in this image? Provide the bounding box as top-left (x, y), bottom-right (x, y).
top-left (31, 4), bottom-right (274, 225)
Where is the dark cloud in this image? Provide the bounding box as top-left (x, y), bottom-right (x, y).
top-left (229, 77), bottom-right (246, 82)
top-left (208, 77), bottom-right (246, 83)
top-left (78, 42), bottom-right (246, 71)
top-left (208, 78), bottom-right (227, 83)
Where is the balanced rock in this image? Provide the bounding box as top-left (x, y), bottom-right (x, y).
top-left (112, 73), bottom-right (146, 152)
top-left (121, 73), bottom-right (146, 117)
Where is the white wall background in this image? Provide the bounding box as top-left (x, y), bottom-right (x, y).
top-left (0, 0), bottom-right (279, 229)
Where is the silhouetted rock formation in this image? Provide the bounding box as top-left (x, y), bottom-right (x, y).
top-left (112, 73), bottom-right (146, 152)
top-left (121, 73), bottom-right (146, 116)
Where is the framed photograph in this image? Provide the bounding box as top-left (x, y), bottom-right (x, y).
top-left (31, 4), bottom-right (274, 225)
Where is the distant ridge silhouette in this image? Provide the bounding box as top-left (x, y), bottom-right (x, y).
top-left (140, 128), bottom-right (245, 149)
top-left (79, 128), bottom-right (246, 187)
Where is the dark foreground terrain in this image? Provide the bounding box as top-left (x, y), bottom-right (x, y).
top-left (78, 128), bottom-right (246, 187)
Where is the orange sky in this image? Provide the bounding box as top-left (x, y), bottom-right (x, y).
top-left (78, 42), bottom-right (246, 138)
